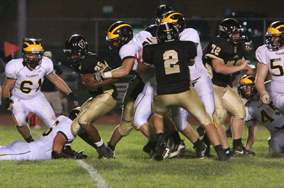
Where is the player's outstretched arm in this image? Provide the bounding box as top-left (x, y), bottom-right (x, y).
top-left (47, 72), bottom-right (79, 106)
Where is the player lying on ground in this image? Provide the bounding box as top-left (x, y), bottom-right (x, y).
top-left (0, 108), bottom-right (87, 160)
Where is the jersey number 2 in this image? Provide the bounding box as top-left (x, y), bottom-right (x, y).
top-left (163, 50), bottom-right (180, 75)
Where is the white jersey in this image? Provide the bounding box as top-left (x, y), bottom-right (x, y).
top-left (5, 57), bottom-right (53, 100)
top-left (180, 28), bottom-right (209, 81)
top-left (255, 45), bottom-right (284, 94)
top-left (245, 82), bottom-right (284, 134)
top-left (0, 116), bottom-right (75, 160)
top-left (119, 31), bottom-right (155, 83)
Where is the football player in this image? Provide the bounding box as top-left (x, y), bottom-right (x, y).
top-left (238, 75), bottom-right (284, 154)
top-left (63, 34), bottom-right (118, 159)
top-left (160, 11), bottom-right (232, 157)
top-left (93, 21), bottom-right (158, 155)
top-left (137, 22), bottom-right (228, 161)
top-left (255, 21), bottom-right (284, 110)
top-left (0, 108), bottom-right (87, 160)
top-left (2, 38), bottom-right (79, 143)
top-left (203, 18), bottom-right (255, 154)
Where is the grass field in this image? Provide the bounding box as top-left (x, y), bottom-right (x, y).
top-left (0, 123), bottom-right (284, 188)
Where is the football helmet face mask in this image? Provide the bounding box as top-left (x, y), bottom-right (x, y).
top-left (219, 18), bottom-right (243, 43)
top-left (155, 4), bottom-right (173, 25)
top-left (22, 38), bottom-right (44, 69)
top-left (161, 11), bottom-right (186, 33)
top-left (106, 21), bottom-right (133, 50)
top-left (69, 107), bottom-right (81, 121)
top-left (265, 21), bottom-right (284, 51)
top-left (157, 22), bottom-right (179, 43)
top-left (238, 75), bottom-right (257, 101)
top-left (64, 34), bottom-right (88, 67)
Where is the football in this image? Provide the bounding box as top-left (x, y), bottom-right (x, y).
top-left (79, 73), bottom-right (96, 85)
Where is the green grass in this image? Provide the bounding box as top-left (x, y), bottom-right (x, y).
top-left (0, 124), bottom-right (284, 188)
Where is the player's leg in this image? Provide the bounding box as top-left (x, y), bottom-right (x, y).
top-left (78, 94), bottom-right (117, 159)
top-left (107, 76), bottom-right (144, 152)
top-left (179, 89), bottom-right (228, 161)
top-left (0, 140), bottom-right (31, 160)
top-left (221, 86), bottom-right (247, 154)
top-left (132, 81), bottom-right (156, 140)
top-left (194, 77), bottom-right (230, 155)
top-left (268, 130), bottom-right (284, 153)
top-left (10, 98), bottom-right (34, 142)
top-left (32, 93), bottom-right (57, 128)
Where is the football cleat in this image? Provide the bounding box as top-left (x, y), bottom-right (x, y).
top-left (143, 140), bottom-right (156, 158)
top-left (233, 145), bottom-right (255, 156)
top-left (225, 149), bottom-right (235, 158)
top-left (153, 140), bottom-right (167, 161)
top-left (97, 146), bottom-right (115, 159)
top-left (194, 142), bottom-right (207, 159)
top-left (168, 140), bottom-right (186, 159)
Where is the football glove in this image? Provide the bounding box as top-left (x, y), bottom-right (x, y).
top-left (94, 71), bottom-right (104, 82)
top-left (68, 92), bottom-right (79, 104)
top-left (4, 98), bottom-right (13, 109)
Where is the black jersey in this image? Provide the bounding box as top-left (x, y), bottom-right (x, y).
top-left (73, 53), bottom-right (117, 99)
top-left (204, 36), bottom-right (246, 87)
top-left (143, 41), bottom-right (197, 95)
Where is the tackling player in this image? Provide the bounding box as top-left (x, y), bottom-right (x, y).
top-left (93, 21), bottom-right (156, 155)
top-left (137, 22), bottom-right (228, 161)
top-left (63, 34), bottom-right (118, 159)
top-left (2, 38), bottom-right (79, 143)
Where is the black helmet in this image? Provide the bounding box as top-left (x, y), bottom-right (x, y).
top-left (145, 24), bottom-right (158, 37)
top-left (161, 11), bottom-right (186, 33)
top-left (219, 18), bottom-right (243, 43)
top-left (69, 107), bottom-right (81, 121)
top-left (106, 21), bottom-right (133, 50)
top-left (241, 35), bottom-right (253, 54)
top-left (63, 34), bottom-right (88, 67)
top-left (155, 4), bottom-right (173, 25)
top-left (157, 22), bottom-right (179, 43)
top-left (265, 21), bottom-right (284, 51)
top-left (22, 38), bottom-right (44, 69)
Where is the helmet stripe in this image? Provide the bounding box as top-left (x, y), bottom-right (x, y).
top-left (107, 23), bottom-right (132, 40)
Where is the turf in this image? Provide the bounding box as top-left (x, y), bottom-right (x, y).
top-left (0, 124), bottom-right (283, 188)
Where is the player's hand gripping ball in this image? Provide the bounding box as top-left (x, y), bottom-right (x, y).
top-left (79, 73), bottom-right (97, 86)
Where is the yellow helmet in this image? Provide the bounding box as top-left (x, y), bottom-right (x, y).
top-left (161, 11), bottom-right (186, 32)
top-left (238, 75), bottom-right (257, 100)
top-left (265, 21), bottom-right (284, 51)
top-left (22, 38), bottom-right (44, 68)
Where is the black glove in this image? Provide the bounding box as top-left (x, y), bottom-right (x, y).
top-left (94, 71), bottom-right (104, 82)
top-left (4, 98), bottom-right (13, 109)
top-left (68, 92), bottom-right (79, 103)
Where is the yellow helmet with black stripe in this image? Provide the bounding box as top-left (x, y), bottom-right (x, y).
top-left (106, 21), bottom-right (133, 49)
top-left (265, 21), bottom-right (284, 51)
top-left (22, 38), bottom-right (44, 68)
top-left (238, 75), bottom-right (257, 100)
top-left (161, 11), bottom-right (186, 32)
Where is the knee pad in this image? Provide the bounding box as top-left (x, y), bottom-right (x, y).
top-left (118, 120), bottom-right (133, 137)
